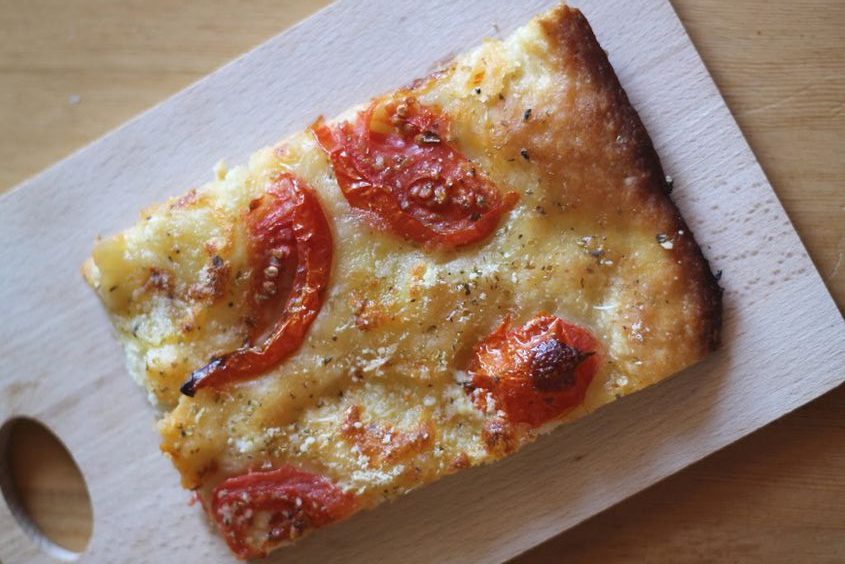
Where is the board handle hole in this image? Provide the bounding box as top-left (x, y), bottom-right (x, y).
top-left (0, 417), bottom-right (93, 561)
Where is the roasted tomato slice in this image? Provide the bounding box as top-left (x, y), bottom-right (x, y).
top-left (467, 314), bottom-right (601, 427)
top-left (210, 466), bottom-right (356, 559)
top-left (313, 96), bottom-right (517, 248)
top-left (181, 173), bottom-right (333, 396)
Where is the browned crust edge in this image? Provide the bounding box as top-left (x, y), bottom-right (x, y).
top-left (540, 5), bottom-right (723, 355)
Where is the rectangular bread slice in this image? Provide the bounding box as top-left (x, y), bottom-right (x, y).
top-left (83, 5), bottom-right (721, 559)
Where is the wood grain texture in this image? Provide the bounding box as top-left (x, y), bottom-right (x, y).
top-left (0, 0), bottom-right (842, 562)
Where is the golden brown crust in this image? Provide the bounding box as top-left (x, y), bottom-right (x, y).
top-left (533, 6), bottom-right (722, 354)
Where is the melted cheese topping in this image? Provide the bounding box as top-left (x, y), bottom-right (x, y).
top-left (84, 7), bottom-right (716, 516)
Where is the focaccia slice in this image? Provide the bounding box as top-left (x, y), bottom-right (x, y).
top-left (83, 5), bottom-right (721, 559)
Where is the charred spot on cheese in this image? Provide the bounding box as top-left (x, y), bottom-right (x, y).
top-left (341, 405), bottom-right (434, 464)
top-left (210, 466), bottom-right (356, 559)
top-left (481, 418), bottom-right (517, 457)
top-left (313, 95), bottom-right (518, 248)
top-left (187, 255), bottom-right (230, 302)
top-left (144, 267), bottom-right (173, 295)
top-left (449, 452), bottom-right (471, 472)
top-left (180, 173), bottom-right (333, 396)
top-left (529, 338), bottom-right (594, 392)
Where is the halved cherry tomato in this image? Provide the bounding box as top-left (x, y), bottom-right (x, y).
top-left (181, 173), bottom-right (333, 396)
top-left (313, 96), bottom-right (517, 248)
top-left (467, 314), bottom-right (600, 427)
top-left (210, 466), bottom-right (356, 559)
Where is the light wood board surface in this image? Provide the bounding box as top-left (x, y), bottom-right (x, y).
top-left (0, 0), bottom-right (843, 562)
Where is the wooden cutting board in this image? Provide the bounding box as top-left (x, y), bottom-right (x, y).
top-left (1, 0), bottom-right (843, 562)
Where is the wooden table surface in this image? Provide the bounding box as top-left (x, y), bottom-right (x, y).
top-left (1, 0), bottom-right (843, 562)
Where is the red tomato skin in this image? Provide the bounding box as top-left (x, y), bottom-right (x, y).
top-left (468, 314), bottom-right (601, 427)
top-left (210, 466), bottom-right (356, 559)
top-left (181, 172), bottom-right (333, 396)
top-left (313, 96), bottom-right (517, 249)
